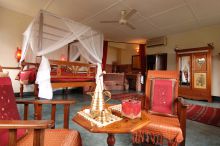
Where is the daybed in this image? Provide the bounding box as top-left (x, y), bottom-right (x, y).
top-left (18, 60), bottom-right (96, 97)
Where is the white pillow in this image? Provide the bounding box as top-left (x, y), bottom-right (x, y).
top-left (0, 71), bottom-right (9, 77)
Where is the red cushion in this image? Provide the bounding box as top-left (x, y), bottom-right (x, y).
top-left (19, 68), bottom-right (36, 84)
top-left (0, 77), bottom-right (27, 145)
top-left (20, 70), bottom-right (31, 80)
top-left (149, 79), bottom-right (176, 116)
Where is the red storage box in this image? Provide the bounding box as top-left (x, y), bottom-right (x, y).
top-left (121, 99), bottom-right (141, 119)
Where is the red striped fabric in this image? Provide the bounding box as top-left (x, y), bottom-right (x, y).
top-left (187, 104), bottom-right (220, 127)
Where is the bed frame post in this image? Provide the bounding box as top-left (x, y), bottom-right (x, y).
top-left (67, 43), bottom-right (70, 62)
top-left (33, 11), bottom-right (44, 99)
top-left (19, 61), bottom-right (25, 98)
top-left (38, 11), bottom-right (43, 51)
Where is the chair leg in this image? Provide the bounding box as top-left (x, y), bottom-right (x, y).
top-left (8, 129), bottom-right (17, 146)
top-left (34, 84), bottom-right (39, 99)
top-left (20, 84), bottom-right (24, 98)
top-left (180, 140), bottom-right (185, 146)
top-left (33, 129), bottom-right (45, 146)
top-left (168, 142), bottom-right (178, 146)
top-left (65, 87), bottom-right (68, 95)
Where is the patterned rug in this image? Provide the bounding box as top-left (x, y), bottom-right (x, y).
top-left (187, 104), bottom-right (220, 127)
top-left (111, 93), bottom-right (143, 100)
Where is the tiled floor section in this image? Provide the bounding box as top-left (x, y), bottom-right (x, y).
top-left (17, 93), bottom-right (220, 146)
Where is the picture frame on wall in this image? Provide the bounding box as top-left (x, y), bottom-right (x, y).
top-left (194, 72), bottom-right (206, 89)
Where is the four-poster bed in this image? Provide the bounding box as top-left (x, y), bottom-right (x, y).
top-left (18, 59), bottom-right (97, 97)
top-left (20, 10), bottom-right (104, 99)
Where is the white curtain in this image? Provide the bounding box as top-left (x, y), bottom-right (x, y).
top-left (20, 20), bottom-right (35, 62)
top-left (20, 10), bottom-right (104, 99)
top-left (69, 45), bottom-right (80, 61)
top-left (35, 56), bottom-right (53, 99)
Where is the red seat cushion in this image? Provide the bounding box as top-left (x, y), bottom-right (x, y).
top-left (18, 68), bottom-right (36, 84)
top-left (0, 77), bottom-right (27, 146)
top-left (149, 79), bottom-right (176, 116)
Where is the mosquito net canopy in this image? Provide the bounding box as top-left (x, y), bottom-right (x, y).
top-left (20, 10), bottom-right (104, 99)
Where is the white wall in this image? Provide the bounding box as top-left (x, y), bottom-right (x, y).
top-left (0, 6), bottom-right (32, 92)
top-left (146, 25), bottom-right (220, 96)
top-left (107, 42), bottom-right (139, 65)
top-left (119, 47), bottom-right (137, 64)
top-left (106, 46), bottom-right (118, 64)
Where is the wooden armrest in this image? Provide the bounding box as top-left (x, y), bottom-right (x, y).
top-left (16, 99), bottom-right (35, 104)
top-left (177, 97), bottom-right (188, 119)
top-left (16, 99), bottom-right (75, 105)
top-left (177, 97), bottom-right (187, 146)
top-left (0, 120), bottom-right (53, 146)
top-left (0, 120), bottom-right (54, 129)
top-left (177, 97), bottom-right (189, 108)
top-left (33, 99), bottom-right (75, 105)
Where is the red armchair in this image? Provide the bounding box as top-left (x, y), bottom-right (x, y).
top-left (0, 72), bottom-right (82, 146)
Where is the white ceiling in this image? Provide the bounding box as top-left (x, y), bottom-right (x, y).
top-left (1, 0), bottom-right (220, 43)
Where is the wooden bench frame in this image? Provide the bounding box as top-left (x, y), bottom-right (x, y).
top-left (19, 60), bottom-right (97, 97)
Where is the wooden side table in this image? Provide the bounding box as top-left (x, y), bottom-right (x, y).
top-left (72, 106), bottom-right (149, 146)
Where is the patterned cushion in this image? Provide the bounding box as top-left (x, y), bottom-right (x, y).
top-left (17, 129), bottom-right (82, 146)
top-left (0, 77), bottom-right (27, 146)
top-left (19, 68), bottom-right (36, 84)
top-left (149, 79), bottom-right (176, 117)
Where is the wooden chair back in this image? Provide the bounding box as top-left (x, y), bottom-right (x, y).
top-left (0, 77), bottom-right (54, 146)
top-left (144, 70), bottom-right (187, 146)
top-left (145, 70), bottom-right (179, 112)
top-left (16, 99), bottom-right (75, 129)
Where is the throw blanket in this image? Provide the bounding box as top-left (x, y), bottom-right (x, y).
top-left (132, 112), bottom-right (183, 146)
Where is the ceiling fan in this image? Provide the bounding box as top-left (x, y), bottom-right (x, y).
top-left (100, 9), bottom-right (137, 30)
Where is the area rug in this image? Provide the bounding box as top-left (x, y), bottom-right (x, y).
top-left (111, 93), bottom-right (143, 100)
top-left (187, 104), bottom-right (220, 127)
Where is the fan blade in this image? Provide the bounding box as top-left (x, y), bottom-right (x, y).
top-left (126, 23), bottom-right (135, 30)
top-left (100, 20), bottom-right (118, 23)
top-left (125, 9), bottom-right (137, 19)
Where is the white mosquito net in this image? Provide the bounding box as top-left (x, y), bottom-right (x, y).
top-left (20, 10), bottom-right (104, 99)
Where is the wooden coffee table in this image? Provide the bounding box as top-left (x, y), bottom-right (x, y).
top-left (72, 106), bottom-right (149, 146)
